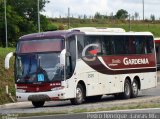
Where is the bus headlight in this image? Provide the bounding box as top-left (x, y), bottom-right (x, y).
top-left (16, 89), bottom-right (26, 93)
top-left (51, 86), bottom-right (64, 91)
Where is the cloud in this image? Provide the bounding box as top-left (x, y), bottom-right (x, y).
top-left (42, 0), bottom-right (160, 19)
top-left (42, 0), bottom-right (109, 17)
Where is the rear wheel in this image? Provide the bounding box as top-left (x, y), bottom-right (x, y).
top-left (131, 80), bottom-right (139, 98)
top-left (32, 101), bottom-right (45, 108)
top-left (121, 79), bottom-right (131, 99)
top-left (70, 84), bottom-right (84, 105)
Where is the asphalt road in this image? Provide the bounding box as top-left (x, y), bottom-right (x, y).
top-left (0, 73), bottom-right (160, 116)
top-left (18, 108), bottom-right (160, 119)
top-left (0, 84), bottom-right (160, 115)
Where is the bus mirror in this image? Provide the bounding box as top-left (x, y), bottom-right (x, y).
top-left (60, 49), bottom-right (66, 66)
top-left (5, 52), bottom-right (14, 69)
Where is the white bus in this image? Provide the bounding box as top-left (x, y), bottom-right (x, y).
top-left (5, 27), bottom-right (157, 107)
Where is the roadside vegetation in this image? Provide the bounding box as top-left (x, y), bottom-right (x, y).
top-left (48, 18), bottom-right (160, 37)
top-left (0, 48), bottom-right (15, 104)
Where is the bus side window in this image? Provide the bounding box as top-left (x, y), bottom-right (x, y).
top-left (66, 54), bottom-right (72, 79)
top-left (146, 36), bottom-right (154, 54)
top-left (102, 36), bottom-right (114, 55)
top-left (128, 36), bottom-right (136, 54)
top-left (135, 36), bottom-right (146, 54)
top-left (77, 35), bottom-right (84, 58)
top-left (66, 36), bottom-right (76, 79)
top-left (84, 36), bottom-right (102, 56)
top-left (113, 36), bottom-right (126, 55)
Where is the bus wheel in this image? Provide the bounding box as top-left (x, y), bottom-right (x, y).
top-left (121, 79), bottom-right (131, 99)
top-left (131, 80), bottom-right (139, 98)
top-left (70, 84), bottom-right (84, 105)
top-left (32, 101), bottom-right (45, 108)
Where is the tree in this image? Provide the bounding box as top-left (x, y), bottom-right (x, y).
top-left (0, 0), bottom-right (49, 47)
top-left (83, 14), bottom-right (87, 19)
top-left (134, 12), bottom-right (139, 20)
top-left (94, 12), bottom-right (101, 19)
top-left (150, 14), bottom-right (155, 21)
top-left (115, 9), bottom-right (128, 19)
top-left (7, 0), bottom-right (49, 29)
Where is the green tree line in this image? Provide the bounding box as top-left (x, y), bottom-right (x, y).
top-left (0, 0), bottom-right (159, 48)
top-left (0, 0), bottom-right (49, 47)
top-left (94, 9), bottom-right (128, 20)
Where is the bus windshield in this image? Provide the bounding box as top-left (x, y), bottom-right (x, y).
top-left (15, 38), bottom-right (64, 83)
top-left (16, 53), bottom-right (63, 83)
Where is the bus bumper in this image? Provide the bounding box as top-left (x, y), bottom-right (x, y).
top-left (16, 90), bottom-right (66, 102)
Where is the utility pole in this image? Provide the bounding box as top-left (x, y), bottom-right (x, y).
top-left (38, 0), bottom-right (40, 32)
top-left (68, 7), bottom-right (70, 29)
top-left (4, 0), bottom-right (8, 48)
top-left (129, 14), bottom-right (131, 31)
top-left (143, 0), bottom-right (144, 20)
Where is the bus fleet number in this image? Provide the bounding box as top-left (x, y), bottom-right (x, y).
top-left (88, 74), bottom-right (94, 78)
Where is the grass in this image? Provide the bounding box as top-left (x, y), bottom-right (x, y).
top-left (0, 48), bottom-right (16, 104)
top-left (50, 19), bottom-right (160, 37)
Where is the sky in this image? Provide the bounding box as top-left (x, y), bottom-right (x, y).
top-left (41, 0), bottom-right (160, 19)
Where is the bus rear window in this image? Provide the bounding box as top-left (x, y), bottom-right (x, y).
top-left (17, 39), bottom-right (64, 53)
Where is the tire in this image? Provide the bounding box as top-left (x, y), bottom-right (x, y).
top-left (32, 101), bottom-right (45, 108)
top-left (121, 79), bottom-right (131, 99)
top-left (131, 80), bottom-right (139, 98)
top-left (85, 95), bottom-right (102, 102)
top-left (70, 84), bottom-right (84, 105)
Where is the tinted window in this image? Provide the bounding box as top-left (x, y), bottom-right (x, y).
top-left (102, 35), bottom-right (154, 55)
top-left (80, 35), bottom-right (154, 57)
top-left (135, 36), bottom-right (146, 54)
top-left (77, 35), bottom-right (84, 58)
top-left (84, 36), bottom-right (102, 56)
top-left (66, 36), bottom-right (76, 77)
top-left (146, 36), bottom-right (154, 53)
top-left (102, 36), bottom-right (114, 55)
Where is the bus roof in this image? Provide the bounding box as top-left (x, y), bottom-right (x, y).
top-left (69, 27), bottom-right (153, 36)
top-left (69, 27), bottom-right (126, 33)
top-left (19, 27), bottom-right (153, 41)
top-left (154, 37), bottom-right (160, 43)
top-left (19, 30), bottom-right (80, 40)
top-left (83, 31), bottom-right (153, 36)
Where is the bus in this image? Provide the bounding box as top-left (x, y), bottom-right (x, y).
top-left (5, 27), bottom-right (157, 107)
top-left (154, 38), bottom-right (160, 70)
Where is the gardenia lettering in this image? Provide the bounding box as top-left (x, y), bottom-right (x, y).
top-left (123, 57), bottom-right (149, 65)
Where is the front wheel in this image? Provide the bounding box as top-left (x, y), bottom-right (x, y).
top-left (121, 79), bottom-right (131, 99)
top-left (131, 80), bottom-right (139, 98)
top-left (32, 101), bottom-right (45, 108)
top-left (70, 84), bottom-right (84, 105)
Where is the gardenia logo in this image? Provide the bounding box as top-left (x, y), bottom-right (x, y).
top-left (123, 57), bottom-right (149, 65)
top-left (82, 44), bottom-right (99, 61)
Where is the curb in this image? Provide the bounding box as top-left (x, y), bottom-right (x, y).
top-left (0, 101), bottom-right (31, 109)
